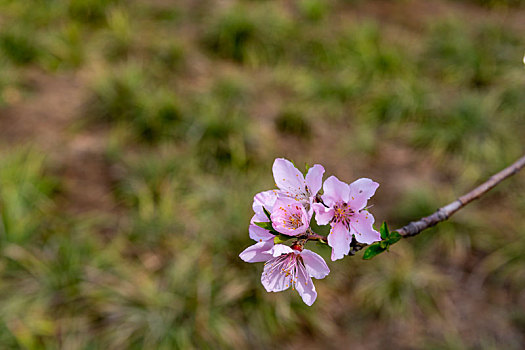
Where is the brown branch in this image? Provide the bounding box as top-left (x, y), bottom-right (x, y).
top-left (305, 233), bottom-right (326, 242)
top-left (311, 154), bottom-right (525, 255)
top-left (300, 228), bottom-right (327, 243)
top-left (396, 154), bottom-right (525, 237)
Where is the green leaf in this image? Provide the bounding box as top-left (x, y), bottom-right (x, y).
top-left (363, 243), bottom-right (387, 260)
top-left (262, 206), bottom-right (272, 221)
top-left (379, 240), bottom-right (389, 249)
top-left (254, 221), bottom-right (273, 231)
top-left (387, 231), bottom-right (402, 245)
top-left (274, 234), bottom-right (292, 244)
top-left (380, 222), bottom-right (389, 240)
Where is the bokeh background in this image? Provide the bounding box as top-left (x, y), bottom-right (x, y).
top-left (0, 0), bottom-right (524, 348)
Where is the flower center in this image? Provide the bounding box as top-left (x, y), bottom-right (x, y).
top-left (286, 212), bottom-right (302, 229)
top-left (333, 202), bottom-right (354, 227)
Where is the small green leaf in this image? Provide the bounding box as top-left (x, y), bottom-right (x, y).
top-left (274, 234), bottom-right (292, 244)
top-left (262, 206), bottom-right (272, 221)
top-left (379, 240), bottom-right (389, 249)
top-left (254, 221), bottom-right (273, 231)
top-left (387, 231), bottom-right (402, 245)
top-left (363, 243), bottom-right (387, 260)
top-left (380, 222), bottom-right (389, 240)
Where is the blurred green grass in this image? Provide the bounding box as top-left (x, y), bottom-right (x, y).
top-left (0, 0), bottom-right (524, 348)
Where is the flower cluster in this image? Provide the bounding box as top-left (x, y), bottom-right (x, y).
top-left (240, 158), bottom-right (381, 305)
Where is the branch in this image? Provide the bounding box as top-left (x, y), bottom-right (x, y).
top-left (345, 154), bottom-right (525, 255)
top-left (396, 154), bottom-right (525, 237)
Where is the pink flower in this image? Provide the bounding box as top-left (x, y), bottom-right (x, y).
top-left (260, 244), bottom-right (330, 306)
top-left (313, 176), bottom-right (381, 261)
top-left (243, 194), bottom-right (312, 263)
top-left (270, 197), bottom-right (310, 235)
top-left (272, 158), bottom-right (324, 211)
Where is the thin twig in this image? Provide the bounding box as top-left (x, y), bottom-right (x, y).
top-left (396, 154), bottom-right (525, 237)
top-left (322, 154), bottom-right (525, 255)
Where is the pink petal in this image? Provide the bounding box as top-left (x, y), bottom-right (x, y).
top-left (295, 264), bottom-right (317, 306)
top-left (348, 178), bottom-right (379, 210)
top-left (350, 211), bottom-right (381, 244)
top-left (272, 158), bottom-right (306, 198)
top-left (322, 176), bottom-right (349, 207)
top-left (239, 241), bottom-right (274, 263)
top-left (250, 213), bottom-right (266, 225)
top-left (269, 244), bottom-right (293, 257)
top-left (261, 267), bottom-right (292, 292)
top-left (300, 249), bottom-right (330, 279)
top-left (306, 197), bottom-right (316, 217)
top-left (261, 256), bottom-right (293, 292)
top-left (300, 205), bottom-right (310, 228)
top-left (327, 222), bottom-right (352, 261)
top-left (312, 203), bottom-right (334, 226)
top-left (305, 164), bottom-right (325, 197)
top-left (249, 224), bottom-right (274, 242)
top-left (252, 190), bottom-right (280, 220)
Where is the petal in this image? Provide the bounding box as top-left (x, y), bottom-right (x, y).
top-left (261, 257), bottom-right (292, 292)
top-left (269, 244), bottom-right (293, 257)
top-left (250, 213), bottom-right (267, 224)
top-left (305, 164), bottom-right (325, 197)
top-left (312, 203), bottom-right (334, 226)
top-left (322, 176), bottom-right (349, 207)
top-left (239, 241), bottom-right (274, 263)
top-left (273, 158), bottom-right (306, 197)
top-left (249, 224), bottom-right (274, 242)
top-left (350, 211), bottom-right (381, 244)
top-left (327, 222), bottom-right (352, 261)
top-left (252, 190), bottom-right (280, 219)
top-left (261, 269), bottom-right (292, 292)
top-left (348, 178), bottom-right (379, 210)
top-left (295, 264), bottom-right (317, 306)
top-left (300, 249), bottom-right (330, 279)
top-left (300, 205), bottom-right (311, 229)
top-left (306, 197), bottom-right (315, 217)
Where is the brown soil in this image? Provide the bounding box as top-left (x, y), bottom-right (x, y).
top-left (351, 0), bottom-right (525, 32)
top-left (0, 70), bottom-right (116, 214)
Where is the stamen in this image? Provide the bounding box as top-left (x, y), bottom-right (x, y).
top-left (332, 201), bottom-right (354, 228)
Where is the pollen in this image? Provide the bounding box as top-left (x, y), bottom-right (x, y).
top-left (333, 202), bottom-right (354, 228)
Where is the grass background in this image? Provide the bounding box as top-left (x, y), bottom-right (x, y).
top-left (0, 0), bottom-right (524, 348)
